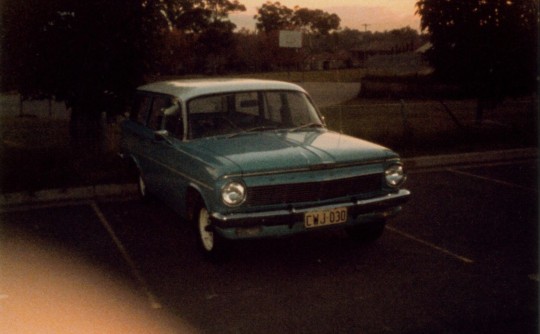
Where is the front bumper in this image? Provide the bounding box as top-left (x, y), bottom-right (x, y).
top-left (210, 189), bottom-right (410, 239)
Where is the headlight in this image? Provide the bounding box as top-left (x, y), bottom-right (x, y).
top-left (385, 163), bottom-right (406, 188)
top-left (221, 181), bottom-right (247, 206)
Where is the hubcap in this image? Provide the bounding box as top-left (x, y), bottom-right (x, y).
top-left (198, 208), bottom-right (214, 252)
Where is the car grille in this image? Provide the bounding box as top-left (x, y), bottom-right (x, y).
top-left (247, 173), bottom-right (383, 206)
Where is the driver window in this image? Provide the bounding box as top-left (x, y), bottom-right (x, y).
top-left (148, 96), bottom-right (171, 130)
top-left (148, 95), bottom-right (183, 138)
top-left (163, 104), bottom-right (183, 138)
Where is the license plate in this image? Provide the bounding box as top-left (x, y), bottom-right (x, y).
top-left (304, 207), bottom-right (348, 229)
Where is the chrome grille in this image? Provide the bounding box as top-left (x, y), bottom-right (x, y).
top-left (247, 173), bottom-right (383, 206)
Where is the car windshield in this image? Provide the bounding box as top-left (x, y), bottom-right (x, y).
top-left (187, 90), bottom-right (323, 139)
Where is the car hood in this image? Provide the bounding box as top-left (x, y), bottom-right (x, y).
top-left (190, 130), bottom-right (396, 176)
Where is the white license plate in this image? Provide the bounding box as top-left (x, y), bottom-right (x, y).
top-left (304, 207), bottom-right (348, 229)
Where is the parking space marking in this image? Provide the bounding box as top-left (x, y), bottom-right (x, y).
top-left (447, 168), bottom-right (537, 192)
top-left (386, 226), bottom-right (475, 264)
top-left (89, 201), bottom-right (162, 310)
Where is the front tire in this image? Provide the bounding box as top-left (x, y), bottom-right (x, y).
top-left (195, 204), bottom-right (229, 261)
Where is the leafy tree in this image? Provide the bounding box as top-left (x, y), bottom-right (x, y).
top-left (292, 8), bottom-right (340, 35)
top-left (416, 0), bottom-right (537, 122)
top-left (0, 0), bottom-right (245, 147)
top-left (252, 1), bottom-right (341, 70)
top-left (254, 2), bottom-right (340, 34)
top-left (196, 20), bottom-right (239, 73)
top-left (254, 1), bottom-right (294, 32)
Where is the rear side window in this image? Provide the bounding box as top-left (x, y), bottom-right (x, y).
top-left (132, 94), bottom-right (152, 124)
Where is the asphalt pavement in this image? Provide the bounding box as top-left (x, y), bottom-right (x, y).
top-left (1, 157), bottom-right (537, 333)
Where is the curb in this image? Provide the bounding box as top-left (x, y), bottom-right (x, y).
top-left (403, 147), bottom-right (538, 170)
top-left (1, 148), bottom-right (537, 208)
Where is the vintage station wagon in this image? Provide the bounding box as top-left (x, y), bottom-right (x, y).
top-left (120, 79), bottom-right (410, 258)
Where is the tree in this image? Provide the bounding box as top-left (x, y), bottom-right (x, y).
top-left (254, 2), bottom-right (340, 34)
top-left (254, 1), bottom-right (294, 32)
top-left (0, 0), bottom-right (245, 147)
top-left (292, 8), bottom-right (340, 35)
top-left (416, 0), bottom-right (537, 123)
top-left (196, 20), bottom-right (239, 73)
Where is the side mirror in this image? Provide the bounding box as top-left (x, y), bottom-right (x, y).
top-left (154, 129), bottom-right (170, 141)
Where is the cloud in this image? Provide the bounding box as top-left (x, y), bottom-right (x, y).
top-left (230, 5), bottom-right (420, 32)
top-left (324, 5), bottom-right (420, 31)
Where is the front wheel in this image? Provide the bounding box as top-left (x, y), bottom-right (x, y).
top-left (195, 205), bottom-right (229, 261)
top-left (345, 219), bottom-right (386, 243)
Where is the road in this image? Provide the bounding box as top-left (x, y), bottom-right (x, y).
top-left (1, 159), bottom-right (537, 333)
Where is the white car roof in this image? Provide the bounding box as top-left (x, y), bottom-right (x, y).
top-left (137, 78), bottom-right (307, 101)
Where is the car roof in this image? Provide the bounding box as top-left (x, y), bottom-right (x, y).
top-left (137, 78), bottom-right (307, 101)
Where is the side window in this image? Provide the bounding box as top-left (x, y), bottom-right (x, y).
top-left (146, 95), bottom-right (183, 138)
top-left (189, 95), bottom-right (224, 114)
top-left (132, 94), bottom-right (152, 124)
top-left (163, 104), bottom-right (183, 138)
top-left (148, 96), bottom-right (172, 130)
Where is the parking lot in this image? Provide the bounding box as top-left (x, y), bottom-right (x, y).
top-left (1, 158), bottom-right (538, 333)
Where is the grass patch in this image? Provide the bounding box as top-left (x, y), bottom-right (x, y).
top-left (322, 98), bottom-right (537, 157)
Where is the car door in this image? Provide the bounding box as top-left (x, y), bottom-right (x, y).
top-left (122, 92), bottom-right (155, 183)
top-left (144, 94), bottom-right (187, 205)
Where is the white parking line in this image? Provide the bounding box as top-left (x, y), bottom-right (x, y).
top-left (447, 168), bottom-right (537, 192)
top-left (89, 201), bottom-right (162, 309)
top-left (386, 226), bottom-right (475, 264)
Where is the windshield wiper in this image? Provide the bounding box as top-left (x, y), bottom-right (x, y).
top-left (290, 122), bottom-right (325, 132)
top-left (227, 125), bottom-right (278, 138)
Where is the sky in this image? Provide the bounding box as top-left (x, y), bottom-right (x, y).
top-left (229, 0), bottom-right (421, 32)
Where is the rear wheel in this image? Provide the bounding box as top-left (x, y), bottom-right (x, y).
top-left (137, 173), bottom-right (149, 201)
top-left (195, 204), bottom-right (229, 261)
top-left (346, 219), bottom-right (386, 243)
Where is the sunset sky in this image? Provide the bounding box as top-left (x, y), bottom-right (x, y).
top-left (229, 0), bottom-right (421, 32)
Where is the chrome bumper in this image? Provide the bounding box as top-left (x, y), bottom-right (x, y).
top-left (210, 189), bottom-right (411, 228)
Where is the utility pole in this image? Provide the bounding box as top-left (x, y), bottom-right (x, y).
top-left (360, 24), bottom-right (371, 68)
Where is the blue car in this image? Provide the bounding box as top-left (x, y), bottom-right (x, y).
top-left (120, 79), bottom-right (410, 258)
